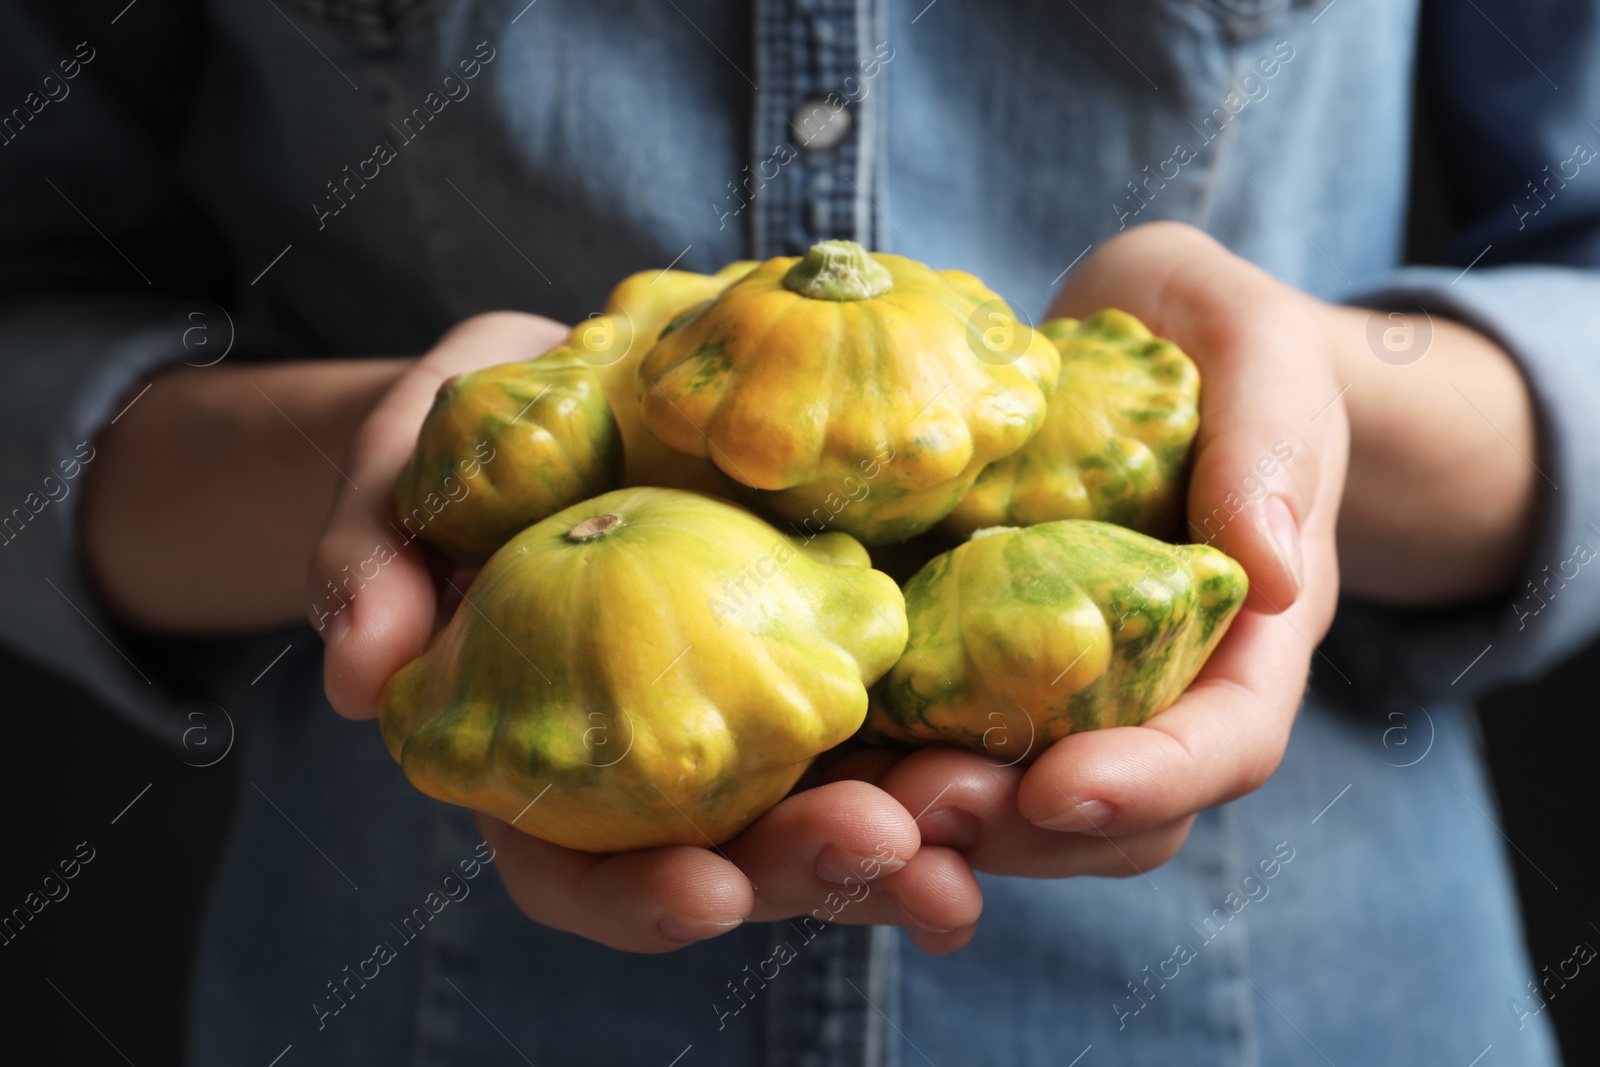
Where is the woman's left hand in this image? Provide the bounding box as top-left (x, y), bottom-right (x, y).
top-left (838, 222), bottom-right (1350, 885)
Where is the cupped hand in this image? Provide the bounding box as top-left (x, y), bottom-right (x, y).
top-left (309, 311), bottom-right (981, 955)
top-left (477, 779), bottom-right (981, 955)
top-left (862, 221), bottom-right (1350, 879)
top-left (311, 312), bottom-right (570, 718)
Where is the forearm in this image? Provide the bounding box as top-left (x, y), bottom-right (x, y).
top-left (81, 358), bottom-right (411, 633)
top-left (1322, 303), bottom-right (1539, 606)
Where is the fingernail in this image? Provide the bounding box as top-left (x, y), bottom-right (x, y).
top-left (658, 915), bottom-right (743, 943)
top-left (308, 591), bottom-right (353, 643)
top-left (814, 844), bottom-right (906, 886)
top-left (917, 809), bottom-right (979, 849)
top-left (311, 599), bottom-right (352, 645)
top-left (1265, 495), bottom-right (1304, 596)
top-left (896, 900), bottom-right (955, 934)
top-left (1035, 798), bottom-right (1115, 833)
top-left (327, 608), bottom-right (352, 644)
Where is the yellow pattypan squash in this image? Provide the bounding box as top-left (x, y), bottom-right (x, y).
top-left (636, 240), bottom-right (1060, 544)
top-left (945, 309), bottom-right (1200, 539)
top-left (567, 260), bottom-right (758, 493)
top-left (393, 347), bottom-right (621, 563)
top-left (863, 521), bottom-right (1246, 761)
top-left (380, 487), bottom-right (908, 853)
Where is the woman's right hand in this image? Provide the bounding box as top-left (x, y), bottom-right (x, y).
top-left (311, 311), bottom-right (982, 954)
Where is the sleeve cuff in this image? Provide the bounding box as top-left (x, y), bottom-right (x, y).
top-left (0, 297), bottom-right (207, 744)
top-left (1322, 264), bottom-right (1600, 703)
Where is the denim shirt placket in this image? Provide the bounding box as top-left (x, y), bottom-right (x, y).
top-left (749, 3), bottom-right (899, 1066)
top-left (750, 0), bottom-right (885, 257)
top-left (761, 922), bottom-right (901, 1067)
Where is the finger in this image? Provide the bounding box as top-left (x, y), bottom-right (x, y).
top-left (314, 314), bottom-right (568, 719)
top-left (874, 846), bottom-right (984, 934)
top-left (312, 506), bottom-right (435, 720)
top-left (742, 841), bottom-right (982, 936)
top-left (879, 747), bottom-right (1194, 878)
top-left (477, 812), bottom-right (754, 954)
top-left (720, 780), bottom-right (983, 935)
top-left (719, 779), bottom-right (918, 923)
top-left (1018, 606), bottom-right (1303, 835)
top-left (1052, 221), bottom-right (1340, 612)
top-left (1082, 816), bottom-right (1196, 879)
top-left (313, 372), bottom-right (446, 719)
top-left (1181, 312), bottom-right (1326, 614)
top-left (906, 924), bottom-right (979, 955)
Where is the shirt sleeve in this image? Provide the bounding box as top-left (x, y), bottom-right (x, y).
top-left (0, 1), bottom-right (231, 742)
top-left (1320, 0), bottom-right (1600, 704)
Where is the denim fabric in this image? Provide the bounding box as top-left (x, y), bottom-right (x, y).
top-left (191, 648), bottom-right (1566, 1065)
top-left (4, 0), bottom-right (1600, 1063)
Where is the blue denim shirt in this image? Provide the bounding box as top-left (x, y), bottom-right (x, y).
top-left (4, 1), bottom-right (1600, 1064)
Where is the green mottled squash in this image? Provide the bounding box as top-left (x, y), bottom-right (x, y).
top-left (944, 309), bottom-right (1199, 539)
top-left (568, 260), bottom-right (758, 494)
top-left (863, 521), bottom-right (1246, 760)
top-left (636, 240), bottom-right (1060, 544)
top-left (380, 487), bottom-right (908, 854)
top-left (394, 347), bottom-right (622, 563)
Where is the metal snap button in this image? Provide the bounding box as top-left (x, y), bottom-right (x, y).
top-left (790, 96), bottom-right (852, 152)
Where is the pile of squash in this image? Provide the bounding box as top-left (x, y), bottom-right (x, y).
top-left (381, 241), bottom-right (1246, 853)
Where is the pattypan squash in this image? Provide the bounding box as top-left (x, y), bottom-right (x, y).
top-left (380, 487), bottom-right (908, 853)
top-left (636, 240), bottom-right (1060, 544)
top-left (569, 260), bottom-right (758, 493)
top-left (864, 520), bottom-right (1246, 760)
top-left (945, 309), bottom-right (1200, 539)
top-left (394, 347), bottom-right (622, 563)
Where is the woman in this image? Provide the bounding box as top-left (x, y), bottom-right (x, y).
top-left (2, 0), bottom-right (1594, 1062)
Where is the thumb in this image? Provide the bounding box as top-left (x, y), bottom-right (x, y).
top-left (312, 366), bottom-right (447, 720)
top-left (312, 312), bottom-right (574, 719)
top-left (1051, 222), bottom-right (1336, 612)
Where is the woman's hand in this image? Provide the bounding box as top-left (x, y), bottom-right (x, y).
top-left (475, 783), bottom-right (981, 954)
top-left (311, 311), bottom-right (982, 955)
top-left (874, 224), bottom-right (1540, 883)
top-left (863, 221), bottom-right (1350, 879)
top-left (311, 313), bottom-right (570, 715)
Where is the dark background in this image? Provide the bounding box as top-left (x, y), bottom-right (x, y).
top-left (3, 1), bottom-right (1590, 1062)
top-left (1, 635), bottom-right (1597, 1064)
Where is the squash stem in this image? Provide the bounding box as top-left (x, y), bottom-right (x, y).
top-left (782, 239), bottom-right (893, 301)
top-left (568, 513), bottom-right (623, 541)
